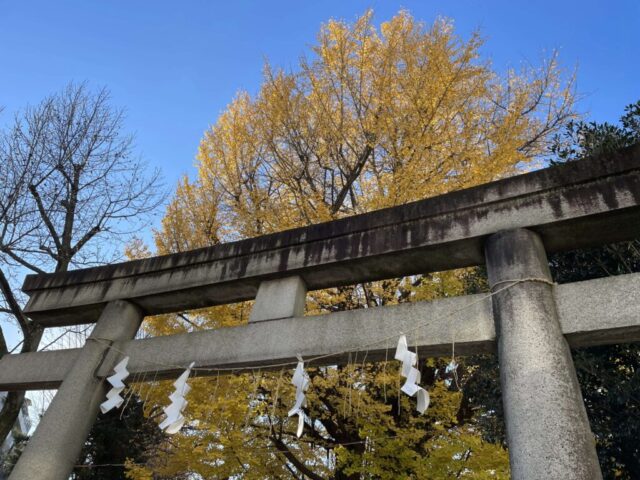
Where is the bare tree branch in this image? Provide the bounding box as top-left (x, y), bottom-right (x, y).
top-left (270, 435), bottom-right (325, 480)
top-left (0, 81), bottom-right (165, 445)
top-left (0, 268), bottom-right (30, 334)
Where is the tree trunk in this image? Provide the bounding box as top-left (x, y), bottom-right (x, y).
top-left (0, 328), bottom-right (42, 444)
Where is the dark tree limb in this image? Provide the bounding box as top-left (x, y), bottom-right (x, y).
top-left (27, 184), bottom-right (61, 253)
top-left (269, 435), bottom-right (325, 480)
top-left (0, 268), bottom-right (31, 335)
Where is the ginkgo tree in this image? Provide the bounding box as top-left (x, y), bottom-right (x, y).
top-left (127, 10), bottom-right (576, 479)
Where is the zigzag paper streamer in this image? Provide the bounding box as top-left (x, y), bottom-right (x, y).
top-left (395, 335), bottom-right (430, 414)
top-left (100, 356), bottom-right (130, 414)
top-left (159, 362), bottom-right (195, 434)
top-left (288, 360), bottom-right (310, 438)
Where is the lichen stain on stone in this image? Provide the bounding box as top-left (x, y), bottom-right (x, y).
top-left (20, 148), bottom-right (640, 326)
top-left (277, 248), bottom-right (291, 272)
top-left (227, 255), bottom-right (248, 279)
top-left (546, 193), bottom-right (565, 219)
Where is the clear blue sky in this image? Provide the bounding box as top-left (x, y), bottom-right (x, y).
top-left (1, 0), bottom-right (638, 187)
top-left (0, 1), bottom-right (638, 349)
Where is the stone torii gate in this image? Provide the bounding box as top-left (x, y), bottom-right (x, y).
top-left (2, 144), bottom-right (640, 479)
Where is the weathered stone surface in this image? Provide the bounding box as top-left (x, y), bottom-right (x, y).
top-left (249, 276), bottom-right (307, 322)
top-left (22, 144), bottom-right (640, 326)
top-left (485, 229), bottom-right (602, 480)
top-left (2, 272), bottom-right (638, 391)
top-left (9, 301), bottom-right (143, 480)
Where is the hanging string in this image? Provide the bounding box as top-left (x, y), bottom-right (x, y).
top-left (244, 369), bottom-right (262, 429)
top-left (71, 431), bottom-right (415, 470)
top-left (82, 271), bottom-right (558, 471)
top-left (87, 278), bottom-right (544, 378)
top-left (119, 366), bottom-right (145, 419)
top-left (382, 346), bottom-right (388, 403)
top-left (489, 277), bottom-right (555, 290)
top-left (89, 282), bottom-right (487, 430)
top-left (270, 368), bottom-right (284, 423)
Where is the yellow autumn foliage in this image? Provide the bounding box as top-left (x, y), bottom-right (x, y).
top-left (128, 9), bottom-right (575, 479)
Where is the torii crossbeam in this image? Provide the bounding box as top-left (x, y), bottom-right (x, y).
top-left (4, 144), bottom-right (640, 480)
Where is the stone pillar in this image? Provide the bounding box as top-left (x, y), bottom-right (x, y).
top-left (249, 276), bottom-right (307, 323)
top-left (484, 228), bottom-right (601, 480)
top-left (10, 300), bottom-right (143, 480)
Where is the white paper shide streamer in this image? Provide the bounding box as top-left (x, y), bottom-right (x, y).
top-left (395, 335), bottom-right (430, 414)
top-left (159, 362), bottom-right (195, 434)
top-left (288, 360), bottom-right (310, 438)
top-left (100, 356), bottom-right (130, 414)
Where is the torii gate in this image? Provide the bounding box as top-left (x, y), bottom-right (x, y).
top-left (3, 144), bottom-right (640, 479)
